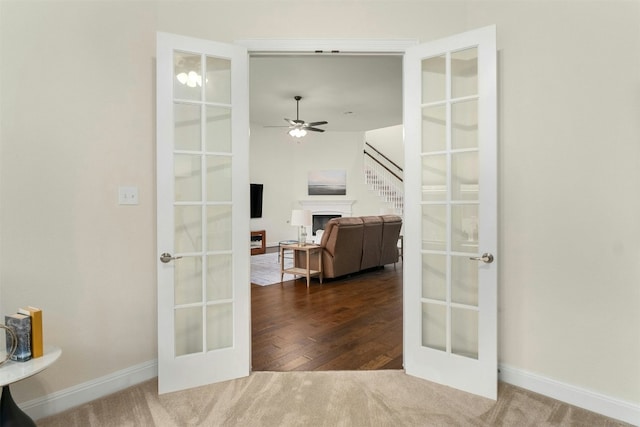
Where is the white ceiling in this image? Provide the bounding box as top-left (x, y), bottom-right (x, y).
top-left (249, 55), bottom-right (403, 133)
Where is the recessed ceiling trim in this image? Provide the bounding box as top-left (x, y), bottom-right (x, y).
top-left (236, 38), bottom-right (418, 54)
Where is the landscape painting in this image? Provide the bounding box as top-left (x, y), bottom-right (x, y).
top-left (308, 170), bottom-right (347, 196)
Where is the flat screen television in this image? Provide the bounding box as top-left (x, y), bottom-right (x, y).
top-left (250, 183), bottom-right (263, 218)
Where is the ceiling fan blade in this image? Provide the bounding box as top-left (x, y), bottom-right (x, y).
top-left (306, 127), bottom-right (326, 132)
top-left (284, 118), bottom-right (297, 126)
top-left (306, 121), bottom-right (328, 127)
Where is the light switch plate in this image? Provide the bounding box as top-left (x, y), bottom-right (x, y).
top-left (118, 186), bottom-right (139, 205)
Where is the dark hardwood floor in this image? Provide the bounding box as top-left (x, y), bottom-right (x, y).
top-left (251, 262), bottom-right (403, 371)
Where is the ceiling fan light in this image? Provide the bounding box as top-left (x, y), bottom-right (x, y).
top-left (186, 71), bottom-right (202, 87)
top-left (289, 128), bottom-right (307, 138)
top-left (176, 72), bottom-right (188, 85)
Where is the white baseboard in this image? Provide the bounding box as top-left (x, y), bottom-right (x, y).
top-left (499, 364), bottom-right (640, 426)
top-left (21, 359), bottom-right (158, 421)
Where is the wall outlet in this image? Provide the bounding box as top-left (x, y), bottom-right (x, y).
top-left (118, 186), bottom-right (139, 205)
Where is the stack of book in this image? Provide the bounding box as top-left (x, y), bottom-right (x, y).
top-left (5, 306), bottom-right (43, 362)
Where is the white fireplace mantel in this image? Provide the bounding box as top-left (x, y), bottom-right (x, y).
top-left (298, 200), bottom-right (355, 217)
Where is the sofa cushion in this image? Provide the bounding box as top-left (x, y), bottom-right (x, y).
top-left (380, 215), bottom-right (402, 265)
top-left (360, 216), bottom-right (383, 270)
top-left (320, 217), bottom-right (364, 278)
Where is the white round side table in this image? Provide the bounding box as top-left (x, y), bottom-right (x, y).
top-left (0, 345), bottom-right (61, 426)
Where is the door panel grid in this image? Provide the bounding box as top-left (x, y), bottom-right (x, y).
top-left (420, 46), bottom-right (480, 359)
top-left (172, 51), bottom-right (234, 357)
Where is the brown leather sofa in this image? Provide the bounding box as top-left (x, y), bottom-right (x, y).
top-left (296, 215), bottom-right (402, 280)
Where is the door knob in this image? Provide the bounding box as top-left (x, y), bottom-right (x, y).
top-left (469, 253), bottom-right (494, 264)
top-left (160, 252), bottom-right (182, 263)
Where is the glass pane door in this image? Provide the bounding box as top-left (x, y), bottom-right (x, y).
top-left (157, 32), bottom-right (250, 394)
top-left (404, 25), bottom-right (497, 399)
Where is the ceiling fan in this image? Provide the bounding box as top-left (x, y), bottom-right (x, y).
top-left (285, 96), bottom-right (328, 138)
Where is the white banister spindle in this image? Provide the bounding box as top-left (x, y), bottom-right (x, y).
top-left (363, 150), bottom-right (404, 215)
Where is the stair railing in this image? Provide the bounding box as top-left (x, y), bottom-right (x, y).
top-left (364, 142), bottom-right (403, 179)
top-left (363, 142), bottom-right (404, 214)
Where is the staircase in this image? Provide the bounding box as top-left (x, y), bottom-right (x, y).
top-left (363, 142), bottom-right (404, 215)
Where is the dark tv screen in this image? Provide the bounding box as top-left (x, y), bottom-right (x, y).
top-left (250, 184), bottom-right (263, 218)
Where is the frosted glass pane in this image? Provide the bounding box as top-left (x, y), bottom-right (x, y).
top-left (175, 256), bottom-right (202, 305)
top-left (206, 106), bottom-right (231, 153)
top-left (451, 255), bottom-right (478, 306)
top-left (452, 204), bottom-right (478, 253)
top-left (422, 55), bottom-right (446, 103)
top-left (452, 100), bottom-right (478, 150)
top-left (451, 151), bottom-right (478, 201)
top-left (422, 303), bottom-right (446, 351)
top-left (451, 48), bottom-right (478, 99)
top-left (422, 253), bottom-right (446, 301)
top-left (174, 154), bottom-right (201, 202)
top-left (422, 105), bottom-right (446, 153)
top-left (175, 206), bottom-right (202, 253)
top-left (422, 205), bottom-right (446, 251)
top-left (206, 156), bottom-right (232, 202)
top-left (175, 307), bottom-right (202, 357)
top-left (174, 103), bottom-right (201, 151)
top-left (207, 254), bottom-right (232, 301)
top-left (422, 155), bottom-right (447, 202)
top-left (207, 206), bottom-right (232, 251)
top-left (207, 303), bottom-right (233, 351)
top-left (451, 307), bottom-right (478, 359)
top-left (174, 52), bottom-right (202, 101)
top-left (205, 56), bottom-right (231, 104)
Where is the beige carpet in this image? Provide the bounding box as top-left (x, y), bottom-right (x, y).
top-left (37, 371), bottom-right (630, 426)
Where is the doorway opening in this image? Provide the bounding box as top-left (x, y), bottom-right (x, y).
top-left (247, 50), bottom-right (407, 372)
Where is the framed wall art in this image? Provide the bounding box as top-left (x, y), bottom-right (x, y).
top-left (308, 170), bottom-right (346, 196)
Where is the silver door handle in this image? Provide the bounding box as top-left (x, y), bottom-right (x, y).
top-left (470, 253), bottom-right (494, 264)
top-left (160, 252), bottom-right (182, 263)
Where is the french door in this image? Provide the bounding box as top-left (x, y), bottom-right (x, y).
top-left (403, 25), bottom-right (498, 399)
top-left (156, 32), bottom-right (250, 394)
top-left (156, 27), bottom-right (497, 398)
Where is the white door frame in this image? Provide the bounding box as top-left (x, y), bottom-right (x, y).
top-left (235, 39), bottom-right (418, 54)
top-left (159, 35), bottom-right (498, 398)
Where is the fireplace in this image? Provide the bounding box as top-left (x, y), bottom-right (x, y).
top-left (312, 214), bottom-right (341, 236)
top-left (298, 200), bottom-right (355, 240)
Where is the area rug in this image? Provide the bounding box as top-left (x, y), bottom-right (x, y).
top-left (251, 251), bottom-right (292, 286)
